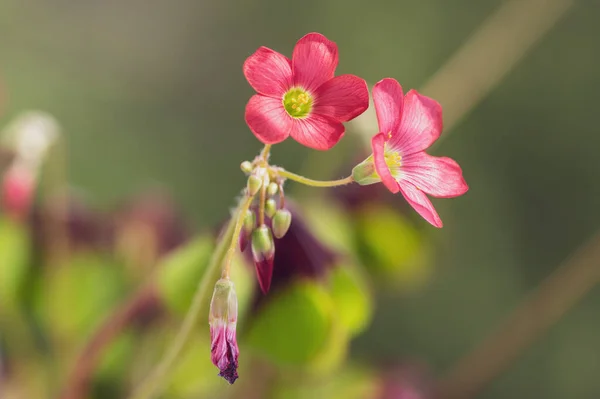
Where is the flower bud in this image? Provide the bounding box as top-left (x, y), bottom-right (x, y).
top-left (247, 175), bottom-right (262, 196)
top-left (271, 209), bottom-right (292, 239)
top-left (351, 155), bottom-right (381, 186)
top-left (251, 225), bottom-right (275, 294)
top-left (265, 198), bottom-right (277, 219)
top-left (209, 278), bottom-right (239, 384)
top-left (267, 182), bottom-right (279, 196)
top-left (240, 161), bottom-right (253, 174)
top-left (238, 209), bottom-right (255, 252)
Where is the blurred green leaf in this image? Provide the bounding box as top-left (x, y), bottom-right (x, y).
top-left (156, 235), bottom-right (213, 316)
top-left (247, 282), bottom-right (333, 366)
top-left (0, 218), bottom-right (31, 312)
top-left (356, 205), bottom-right (431, 289)
top-left (38, 252), bottom-right (124, 340)
top-left (328, 264), bottom-right (372, 337)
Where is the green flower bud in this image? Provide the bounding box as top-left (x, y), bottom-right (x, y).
top-left (267, 182), bottom-right (279, 196)
top-left (351, 155), bottom-right (381, 186)
top-left (271, 209), bottom-right (292, 239)
top-left (240, 161), bottom-right (253, 174)
top-left (265, 199), bottom-right (277, 218)
top-left (239, 209), bottom-right (256, 251)
top-left (247, 175), bottom-right (262, 196)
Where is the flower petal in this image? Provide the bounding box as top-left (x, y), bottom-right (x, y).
top-left (289, 114), bottom-right (344, 150)
top-left (243, 47), bottom-right (293, 97)
top-left (389, 89), bottom-right (443, 155)
top-left (314, 74), bottom-right (369, 122)
top-left (400, 152), bottom-right (469, 198)
top-left (399, 183), bottom-right (443, 228)
top-left (372, 78), bottom-right (404, 136)
top-left (245, 95), bottom-right (293, 144)
top-left (371, 132), bottom-right (400, 193)
top-left (292, 33), bottom-right (338, 92)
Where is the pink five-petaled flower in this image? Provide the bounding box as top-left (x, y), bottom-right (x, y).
top-left (352, 78), bottom-right (468, 228)
top-left (209, 279), bottom-right (239, 384)
top-left (243, 32), bottom-right (369, 150)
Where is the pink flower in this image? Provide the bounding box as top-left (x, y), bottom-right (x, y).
top-left (243, 33), bottom-right (369, 150)
top-left (352, 78), bottom-right (468, 228)
top-left (209, 279), bottom-right (239, 384)
top-left (1, 163), bottom-right (35, 221)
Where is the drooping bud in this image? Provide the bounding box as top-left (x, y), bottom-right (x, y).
top-left (246, 175), bottom-right (262, 196)
top-left (267, 182), bottom-right (279, 196)
top-left (271, 209), bottom-right (292, 239)
top-left (209, 278), bottom-right (239, 384)
top-left (251, 225), bottom-right (275, 294)
top-left (265, 198), bottom-right (277, 219)
top-left (351, 155), bottom-right (381, 186)
top-left (240, 161), bottom-right (253, 174)
top-left (238, 209), bottom-right (255, 252)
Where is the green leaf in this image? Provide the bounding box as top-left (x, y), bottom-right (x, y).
top-left (156, 235), bottom-right (214, 316)
top-left (246, 281), bottom-right (333, 365)
top-left (328, 264), bottom-right (372, 336)
top-left (356, 205), bottom-right (431, 288)
top-left (0, 218), bottom-right (31, 312)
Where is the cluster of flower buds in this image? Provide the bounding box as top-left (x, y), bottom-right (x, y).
top-left (239, 161), bottom-right (292, 294)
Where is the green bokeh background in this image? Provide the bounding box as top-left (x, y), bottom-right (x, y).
top-left (1, 0), bottom-right (600, 398)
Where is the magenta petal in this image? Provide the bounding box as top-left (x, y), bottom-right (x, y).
top-left (372, 78), bottom-right (404, 136)
top-left (289, 114), bottom-right (344, 150)
top-left (243, 46), bottom-right (292, 97)
top-left (371, 133), bottom-right (400, 193)
top-left (399, 183), bottom-right (443, 228)
top-left (314, 74), bottom-right (369, 122)
top-left (254, 256), bottom-right (274, 294)
top-left (210, 323), bottom-right (239, 384)
top-left (400, 152), bottom-right (469, 198)
top-left (292, 33), bottom-right (338, 92)
top-left (389, 89), bottom-right (443, 155)
top-left (245, 94), bottom-right (293, 144)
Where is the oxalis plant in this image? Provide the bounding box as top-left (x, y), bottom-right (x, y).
top-left (131, 32), bottom-right (468, 398)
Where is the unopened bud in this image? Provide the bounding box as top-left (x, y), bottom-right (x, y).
top-left (240, 161), bottom-right (253, 174)
top-left (271, 209), bottom-right (292, 239)
top-left (239, 209), bottom-right (255, 251)
top-left (209, 278), bottom-right (239, 384)
top-left (351, 155), bottom-right (381, 186)
top-left (247, 175), bottom-right (262, 196)
top-left (267, 182), bottom-right (279, 196)
top-left (265, 199), bottom-right (277, 218)
top-left (251, 225), bottom-right (275, 294)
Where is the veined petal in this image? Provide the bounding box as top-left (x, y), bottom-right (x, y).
top-left (289, 114), bottom-right (344, 150)
top-left (399, 183), bottom-right (443, 228)
top-left (371, 133), bottom-right (400, 193)
top-left (292, 33), bottom-right (338, 92)
top-left (373, 78), bottom-right (404, 136)
top-left (389, 89), bottom-right (443, 155)
top-left (243, 47), bottom-right (293, 97)
top-left (245, 95), bottom-right (293, 144)
top-left (400, 152), bottom-right (469, 198)
top-left (314, 75), bottom-right (369, 122)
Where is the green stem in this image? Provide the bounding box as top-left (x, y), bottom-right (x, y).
top-left (127, 200), bottom-right (244, 399)
top-left (276, 169), bottom-right (354, 188)
top-left (222, 195), bottom-right (255, 278)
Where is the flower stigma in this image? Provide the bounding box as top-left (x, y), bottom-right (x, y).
top-left (283, 88), bottom-right (313, 118)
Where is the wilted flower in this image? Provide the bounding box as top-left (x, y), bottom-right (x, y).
top-left (244, 33), bottom-right (369, 150)
top-left (352, 78), bottom-right (468, 227)
top-left (209, 278), bottom-right (239, 384)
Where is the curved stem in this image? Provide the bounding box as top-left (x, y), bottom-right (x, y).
top-left (222, 194), bottom-right (255, 279)
top-left (127, 202), bottom-right (242, 399)
top-left (276, 169), bottom-right (354, 188)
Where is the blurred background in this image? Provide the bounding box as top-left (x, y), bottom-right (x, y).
top-left (1, 0), bottom-right (599, 398)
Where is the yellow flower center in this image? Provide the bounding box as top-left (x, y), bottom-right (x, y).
top-left (283, 88), bottom-right (313, 118)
